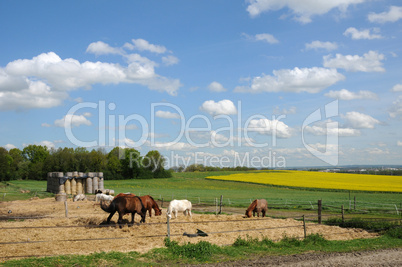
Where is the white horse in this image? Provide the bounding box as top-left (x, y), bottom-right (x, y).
top-left (73, 194), bottom-right (86, 202)
top-left (95, 193), bottom-right (114, 202)
top-left (167, 199), bottom-right (192, 219)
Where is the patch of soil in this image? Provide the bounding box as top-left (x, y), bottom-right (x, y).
top-left (0, 198), bottom-right (378, 262)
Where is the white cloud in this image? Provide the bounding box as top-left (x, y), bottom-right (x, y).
top-left (37, 140), bottom-right (56, 149)
top-left (0, 48), bottom-right (182, 110)
top-left (41, 123), bottom-right (51, 127)
top-left (200, 99), bottom-right (238, 116)
top-left (273, 106), bottom-right (296, 115)
top-left (4, 144), bottom-right (16, 150)
top-left (391, 84), bottom-right (402, 92)
top-left (304, 120), bottom-right (361, 137)
top-left (208, 81), bottom-right (227, 92)
top-left (323, 51), bottom-right (385, 72)
top-left (325, 89), bottom-right (377, 100)
top-left (151, 141), bottom-right (194, 151)
top-left (234, 67), bottom-right (345, 93)
top-left (342, 111), bottom-right (380, 129)
top-left (124, 38), bottom-right (167, 54)
top-left (305, 41), bottom-right (338, 51)
top-left (397, 141), bottom-right (402, 146)
top-left (246, 0), bottom-right (366, 23)
top-left (54, 114), bottom-right (92, 128)
top-left (246, 118), bottom-right (293, 138)
top-left (155, 110), bottom-right (181, 119)
top-left (389, 95), bottom-right (402, 119)
top-left (368, 6), bottom-right (402, 23)
top-left (255, 33), bottom-right (279, 44)
top-left (86, 41), bottom-right (122, 55)
top-left (343, 27), bottom-right (382, 40)
top-left (162, 55), bottom-right (179, 66)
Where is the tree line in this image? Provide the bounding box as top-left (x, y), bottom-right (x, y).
top-left (0, 145), bottom-right (171, 181)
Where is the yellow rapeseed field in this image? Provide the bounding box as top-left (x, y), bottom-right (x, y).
top-left (206, 171), bottom-right (402, 192)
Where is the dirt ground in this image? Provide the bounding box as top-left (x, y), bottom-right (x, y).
top-left (0, 197), bottom-right (379, 262)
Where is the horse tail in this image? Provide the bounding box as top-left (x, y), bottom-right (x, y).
top-left (136, 196), bottom-right (147, 213)
top-left (100, 199), bottom-right (115, 213)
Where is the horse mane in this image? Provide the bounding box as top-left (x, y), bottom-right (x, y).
top-left (247, 199), bottom-right (258, 212)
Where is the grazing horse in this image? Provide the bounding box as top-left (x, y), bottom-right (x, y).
top-left (245, 199), bottom-right (268, 218)
top-left (96, 193), bottom-right (114, 202)
top-left (100, 194), bottom-right (147, 226)
top-left (73, 194), bottom-right (86, 202)
top-left (140, 195), bottom-right (162, 217)
top-left (167, 199), bottom-right (192, 219)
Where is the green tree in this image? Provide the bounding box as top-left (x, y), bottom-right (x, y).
top-left (0, 147), bottom-right (12, 181)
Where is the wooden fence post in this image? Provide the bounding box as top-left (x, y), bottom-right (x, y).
top-left (64, 201), bottom-right (68, 218)
top-left (167, 216), bottom-right (170, 238)
top-left (341, 205), bottom-right (344, 224)
top-left (317, 200), bottom-right (322, 224)
top-left (302, 215), bottom-right (307, 239)
top-left (219, 195), bottom-right (223, 214)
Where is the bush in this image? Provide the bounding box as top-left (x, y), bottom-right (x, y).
top-left (386, 227), bottom-right (402, 239)
top-left (325, 217), bottom-right (400, 232)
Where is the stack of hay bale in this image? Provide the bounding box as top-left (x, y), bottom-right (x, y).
top-left (47, 172), bottom-right (105, 195)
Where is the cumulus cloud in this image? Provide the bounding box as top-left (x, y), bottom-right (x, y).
top-left (124, 38), bottom-right (167, 54)
top-left (200, 99), bottom-right (238, 116)
top-left (323, 51), bottom-right (385, 72)
top-left (54, 114), bottom-right (92, 128)
top-left (304, 120), bottom-right (360, 137)
top-left (162, 55), bottom-right (179, 66)
top-left (246, 118), bottom-right (293, 138)
top-left (86, 41), bottom-right (122, 55)
top-left (343, 27), bottom-right (382, 40)
top-left (234, 67), bottom-right (344, 93)
top-left (246, 0), bottom-right (366, 23)
top-left (305, 41), bottom-right (338, 51)
top-left (255, 33), bottom-right (279, 44)
top-left (389, 95), bottom-right (402, 119)
top-left (342, 111), bottom-right (380, 129)
top-left (0, 44), bottom-right (182, 110)
top-left (325, 89), bottom-right (378, 100)
top-left (368, 6), bottom-right (402, 23)
top-left (155, 110), bottom-right (181, 119)
top-left (4, 144), bottom-right (16, 150)
top-left (208, 81), bottom-right (227, 92)
top-left (391, 84), bottom-right (402, 92)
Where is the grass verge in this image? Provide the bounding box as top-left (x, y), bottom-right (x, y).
top-left (2, 232), bottom-right (402, 266)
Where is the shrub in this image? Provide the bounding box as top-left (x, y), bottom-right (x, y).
top-left (164, 238), bottom-right (218, 261)
top-left (386, 227), bottom-right (402, 239)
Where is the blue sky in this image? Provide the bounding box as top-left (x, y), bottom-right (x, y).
top-left (1, 0), bottom-right (402, 168)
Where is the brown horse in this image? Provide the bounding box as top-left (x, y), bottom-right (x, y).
top-left (245, 199), bottom-right (268, 218)
top-left (140, 195), bottom-right (162, 217)
top-left (100, 194), bottom-right (147, 226)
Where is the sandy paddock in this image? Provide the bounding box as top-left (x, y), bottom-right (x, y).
top-left (0, 198), bottom-right (377, 261)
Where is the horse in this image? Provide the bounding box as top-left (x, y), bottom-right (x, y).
top-left (140, 195), bottom-right (162, 217)
top-left (96, 193), bottom-right (114, 202)
top-left (100, 194), bottom-right (147, 226)
top-left (73, 194), bottom-right (86, 202)
top-left (245, 199), bottom-right (268, 218)
top-left (167, 199), bottom-right (192, 219)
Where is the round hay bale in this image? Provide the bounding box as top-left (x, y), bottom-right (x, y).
top-left (65, 179), bottom-right (71, 195)
top-left (77, 179), bottom-right (83, 195)
top-left (58, 172), bottom-right (64, 178)
top-left (86, 178), bottom-right (93, 194)
top-left (97, 172), bottom-right (103, 178)
top-left (55, 193), bottom-right (67, 202)
top-left (99, 178), bottom-right (104, 190)
top-left (79, 172), bottom-right (84, 177)
top-left (87, 172), bottom-right (94, 178)
top-left (93, 177), bottom-right (99, 192)
top-left (109, 189), bottom-right (115, 196)
top-left (67, 172), bottom-right (73, 177)
top-left (73, 171), bottom-right (78, 177)
top-left (58, 183), bottom-right (65, 193)
top-left (71, 178), bottom-right (77, 195)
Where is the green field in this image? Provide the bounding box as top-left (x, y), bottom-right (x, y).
top-left (2, 171), bottom-right (401, 215)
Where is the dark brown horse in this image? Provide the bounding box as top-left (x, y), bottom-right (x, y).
top-left (245, 199), bottom-right (268, 218)
top-left (100, 194), bottom-right (147, 226)
top-left (140, 195), bottom-right (162, 217)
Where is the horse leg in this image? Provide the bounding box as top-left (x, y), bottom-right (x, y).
top-left (148, 207), bottom-right (152, 217)
top-left (188, 209), bottom-right (192, 218)
top-left (141, 212), bottom-right (146, 223)
top-left (118, 212), bottom-right (124, 228)
top-left (107, 211), bottom-right (116, 224)
top-left (262, 209), bottom-right (266, 217)
top-left (131, 212), bottom-right (135, 225)
top-left (174, 210), bottom-right (178, 218)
